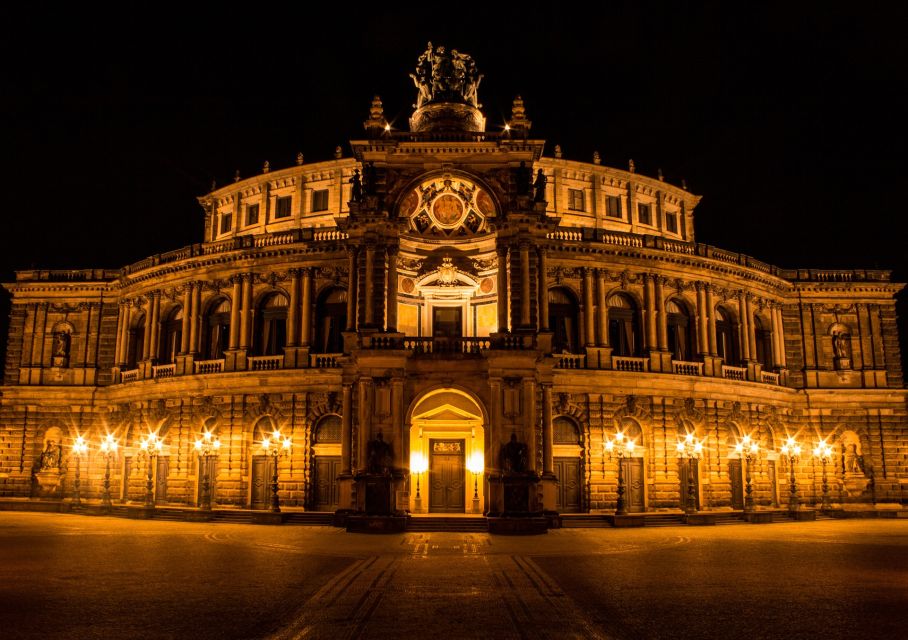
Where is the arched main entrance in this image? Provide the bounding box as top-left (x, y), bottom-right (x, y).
top-left (408, 388), bottom-right (486, 514)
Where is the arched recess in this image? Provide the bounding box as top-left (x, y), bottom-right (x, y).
top-left (715, 306), bottom-right (740, 365)
top-left (549, 287), bottom-right (581, 353)
top-left (610, 398), bottom-right (649, 512)
top-left (126, 311), bottom-right (146, 369)
top-left (724, 419), bottom-right (748, 510)
top-left (408, 387), bottom-right (486, 515)
top-left (249, 415), bottom-right (281, 510)
top-left (552, 416), bottom-right (583, 513)
top-left (309, 414), bottom-right (342, 511)
top-left (674, 399), bottom-right (706, 512)
top-left (666, 298), bottom-right (696, 361)
top-left (608, 292), bottom-right (642, 356)
top-left (314, 286), bottom-right (347, 354)
top-left (50, 321), bottom-right (74, 368)
top-left (202, 297), bottom-right (231, 360)
top-left (159, 305), bottom-right (183, 364)
top-left (194, 416), bottom-right (220, 508)
top-left (254, 291), bottom-right (289, 356)
top-left (753, 314), bottom-right (773, 369)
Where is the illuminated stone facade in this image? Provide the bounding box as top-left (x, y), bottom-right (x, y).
top-left (2, 47), bottom-right (906, 517)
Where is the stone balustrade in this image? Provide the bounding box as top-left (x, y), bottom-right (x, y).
top-left (193, 359), bottom-right (224, 374)
top-left (614, 356), bottom-right (649, 372)
top-left (248, 355), bottom-right (284, 371)
top-left (722, 364), bottom-right (747, 381)
top-left (672, 360), bottom-right (703, 376)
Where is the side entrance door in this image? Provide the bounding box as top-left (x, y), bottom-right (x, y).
top-left (197, 456), bottom-right (217, 506)
top-left (621, 457), bottom-right (645, 512)
top-left (429, 439), bottom-right (465, 513)
top-left (155, 457), bottom-right (169, 502)
top-left (729, 458), bottom-right (744, 509)
top-left (554, 456), bottom-right (582, 513)
top-left (251, 455), bottom-right (273, 509)
top-left (679, 458), bottom-right (700, 511)
top-left (313, 455), bottom-right (341, 511)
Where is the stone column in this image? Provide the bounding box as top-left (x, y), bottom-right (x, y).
top-left (357, 379), bottom-right (372, 470)
top-left (190, 281), bottom-right (201, 354)
top-left (287, 269), bottom-right (300, 347)
top-left (523, 379), bottom-right (537, 472)
top-left (537, 247), bottom-right (549, 331)
top-left (300, 268), bottom-right (312, 347)
top-left (391, 378), bottom-right (404, 469)
top-left (583, 268), bottom-right (595, 346)
top-left (346, 248), bottom-right (358, 331)
top-left (696, 283), bottom-right (709, 356)
top-left (180, 285), bottom-right (191, 354)
top-left (341, 383), bottom-right (353, 474)
top-left (364, 245), bottom-right (375, 327)
top-left (386, 247), bottom-right (398, 332)
top-left (141, 299), bottom-right (152, 361)
top-left (122, 303), bottom-right (135, 365)
top-left (655, 276), bottom-right (667, 351)
top-left (520, 242), bottom-right (531, 327)
top-left (542, 384), bottom-right (554, 475)
top-left (644, 274), bottom-right (657, 351)
top-left (746, 295), bottom-right (757, 362)
top-left (114, 303), bottom-right (126, 365)
top-left (597, 270), bottom-right (608, 346)
top-left (150, 292), bottom-right (161, 360)
top-left (229, 277), bottom-right (241, 350)
top-left (239, 274), bottom-right (252, 350)
top-left (769, 303), bottom-right (781, 368)
top-left (706, 286), bottom-right (717, 356)
top-left (737, 292), bottom-right (750, 361)
top-left (497, 246), bottom-right (509, 332)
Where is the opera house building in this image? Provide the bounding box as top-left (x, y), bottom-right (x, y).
top-left (2, 46), bottom-right (905, 529)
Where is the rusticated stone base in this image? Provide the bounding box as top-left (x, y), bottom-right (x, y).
top-left (346, 515), bottom-right (408, 534)
top-left (487, 516), bottom-right (548, 535)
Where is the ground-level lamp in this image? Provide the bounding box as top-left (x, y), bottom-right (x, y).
top-left (604, 431), bottom-right (636, 516)
top-left (139, 433), bottom-right (163, 508)
top-left (734, 434), bottom-right (760, 514)
top-left (261, 429), bottom-right (291, 513)
top-left (676, 432), bottom-right (704, 515)
top-left (410, 451), bottom-right (428, 513)
top-left (71, 435), bottom-right (89, 507)
top-left (467, 450), bottom-right (484, 514)
top-left (813, 439), bottom-right (833, 511)
top-left (98, 434), bottom-right (118, 512)
top-left (194, 430), bottom-right (221, 512)
top-left (780, 436), bottom-right (802, 514)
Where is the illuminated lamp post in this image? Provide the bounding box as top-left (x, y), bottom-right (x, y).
top-left (139, 433), bottom-right (163, 509)
top-left (98, 434), bottom-right (118, 512)
top-left (71, 436), bottom-right (89, 508)
top-left (604, 431), bottom-right (636, 516)
top-left (813, 439), bottom-right (833, 511)
top-left (410, 451), bottom-right (428, 513)
top-left (261, 428), bottom-right (291, 513)
top-left (735, 434), bottom-right (760, 514)
top-left (467, 450), bottom-right (484, 514)
top-left (676, 432), bottom-right (704, 515)
top-left (780, 436), bottom-right (802, 514)
top-left (194, 430), bottom-right (221, 512)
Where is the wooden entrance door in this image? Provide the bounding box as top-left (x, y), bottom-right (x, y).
top-left (313, 455), bottom-right (341, 511)
top-left (729, 458), bottom-right (744, 509)
top-left (155, 457), bottom-right (169, 502)
top-left (429, 439), bottom-right (465, 513)
top-left (679, 458), bottom-right (700, 511)
top-left (621, 457), bottom-right (645, 512)
top-left (197, 456), bottom-right (217, 506)
top-left (251, 455), bottom-right (272, 509)
top-left (554, 457), bottom-right (582, 513)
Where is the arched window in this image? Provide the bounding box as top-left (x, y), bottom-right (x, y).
top-left (715, 307), bottom-right (740, 365)
top-left (126, 312), bottom-right (146, 369)
top-left (203, 298), bottom-right (231, 360)
top-left (314, 415), bottom-right (342, 443)
top-left (753, 315), bottom-right (772, 368)
top-left (314, 287), bottom-right (347, 354)
top-left (608, 293), bottom-right (640, 357)
top-left (666, 299), bottom-right (694, 361)
top-left (256, 293), bottom-right (289, 356)
top-left (553, 416), bottom-right (581, 445)
top-left (159, 306), bottom-right (183, 364)
top-left (548, 287), bottom-right (580, 353)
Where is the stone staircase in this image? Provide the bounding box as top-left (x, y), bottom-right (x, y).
top-left (407, 516), bottom-right (488, 532)
top-left (284, 512), bottom-right (336, 526)
top-left (561, 514), bottom-right (610, 528)
top-left (643, 513), bottom-right (686, 527)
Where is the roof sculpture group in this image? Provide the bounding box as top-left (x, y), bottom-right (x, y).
top-left (410, 42), bottom-right (483, 109)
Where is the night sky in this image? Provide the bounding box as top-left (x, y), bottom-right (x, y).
top-left (1, 4), bottom-right (906, 367)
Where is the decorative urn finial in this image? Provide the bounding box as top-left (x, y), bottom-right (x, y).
top-left (364, 95), bottom-right (389, 134)
top-left (507, 95), bottom-right (532, 132)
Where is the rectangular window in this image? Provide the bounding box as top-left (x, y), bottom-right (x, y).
top-left (665, 211), bottom-right (678, 233)
top-left (637, 202), bottom-right (652, 225)
top-left (568, 188), bottom-right (584, 211)
top-left (311, 189), bottom-right (329, 212)
top-left (606, 195), bottom-right (622, 218)
top-left (246, 203), bottom-right (260, 226)
top-left (220, 212), bottom-right (232, 234)
top-left (275, 195), bottom-right (292, 218)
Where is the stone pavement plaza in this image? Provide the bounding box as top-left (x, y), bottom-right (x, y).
top-left (1, 513), bottom-right (906, 639)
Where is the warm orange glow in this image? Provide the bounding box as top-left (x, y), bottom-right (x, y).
top-left (467, 450), bottom-right (484, 474)
top-left (410, 451), bottom-right (428, 473)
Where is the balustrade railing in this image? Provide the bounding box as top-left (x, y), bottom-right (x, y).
top-left (310, 353), bottom-right (342, 368)
top-left (672, 360), bottom-right (703, 376)
top-left (120, 368), bottom-right (140, 383)
top-left (403, 337), bottom-right (490, 355)
top-left (722, 364), bottom-right (747, 381)
top-left (193, 359), bottom-right (224, 374)
top-left (546, 230), bottom-right (582, 241)
top-left (248, 355), bottom-right (283, 371)
top-left (613, 356), bottom-right (649, 372)
top-left (554, 353), bottom-right (586, 369)
top-left (152, 364), bottom-right (175, 379)
top-left (760, 370), bottom-right (780, 385)
top-left (313, 229), bottom-right (349, 241)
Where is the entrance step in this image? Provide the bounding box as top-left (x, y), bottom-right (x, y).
top-left (712, 512), bottom-right (746, 525)
top-left (153, 507), bottom-right (187, 522)
top-left (643, 513), bottom-right (686, 527)
top-left (561, 515), bottom-right (610, 528)
top-left (211, 511), bottom-right (254, 524)
top-left (284, 512), bottom-right (336, 527)
top-left (407, 516), bottom-right (488, 532)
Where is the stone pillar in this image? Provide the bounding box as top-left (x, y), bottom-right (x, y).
top-left (287, 269), bottom-right (300, 347)
top-left (542, 384), bottom-right (554, 475)
top-left (737, 292), bottom-right (750, 361)
top-left (148, 292), bottom-right (161, 361)
top-left (773, 305), bottom-right (787, 367)
top-left (655, 276), bottom-right (667, 351)
top-left (696, 283), bottom-right (709, 356)
top-left (341, 383), bottom-right (353, 474)
top-left (391, 378), bottom-right (404, 469)
top-left (597, 270), bottom-right (608, 346)
top-left (141, 299), bottom-right (152, 361)
top-left (706, 286), bottom-right (717, 356)
top-left (229, 277), bottom-right (241, 350)
top-left (644, 274), bottom-right (657, 351)
top-left (746, 295), bottom-right (757, 362)
top-left (583, 268), bottom-right (595, 346)
top-left (520, 242), bottom-right (531, 327)
top-left (523, 379), bottom-right (537, 472)
top-left (346, 248), bottom-right (358, 331)
top-left (497, 246), bottom-right (509, 332)
top-left (357, 378), bottom-right (372, 471)
top-left (537, 247), bottom-right (549, 331)
top-left (239, 274), bottom-right (252, 350)
top-left (300, 268), bottom-right (312, 347)
top-left (364, 246), bottom-right (375, 327)
top-left (386, 247), bottom-right (398, 332)
top-left (114, 303), bottom-right (126, 365)
top-left (180, 285), bottom-right (191, 354)
top-left (190, 282), bottom-right (201, 354)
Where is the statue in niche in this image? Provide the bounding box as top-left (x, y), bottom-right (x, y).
top-left (501, 433), bottom-right (529, 474)
top-left (844, 442), bottom-right (865, 475)
top-left (52, 331), bottom-right (70, 367)
top-left (349, 169), bottom-right (363, 202)
top-left (515, 161), bottom-right (532, 196)
top-left (533, 169), bottom-right (547, 203)
top-left (833, 332), bottom-right (851, 360)
top-left (38, 439), bottom-right (63, 471)
top-left (366, 431), bottom-right (393, 475)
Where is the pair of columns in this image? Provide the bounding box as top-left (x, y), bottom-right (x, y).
top-left (496, 243), bottom-right (548, 332)
top-left (346, 245), bottom-right (398, 332)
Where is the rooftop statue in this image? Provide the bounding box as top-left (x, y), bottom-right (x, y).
top-left (410, 42), bottom-right (483, 109)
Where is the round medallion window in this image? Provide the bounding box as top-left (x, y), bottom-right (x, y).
top-left (432, 195), bottom-right (465, 227)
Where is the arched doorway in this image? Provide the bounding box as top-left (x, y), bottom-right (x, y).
top-left (314, 287), bottom-right (347, 353)
top-left (616, 417), bottom-right (646, 512)
top-left (255, 292), bottom-right (289, 356)
top-left (250, 416), bottom-right (278, 509)
top-left (159, 306), bottom-right (183, 364)
top-left (608, 293), bottom-right (641, 356)
top-left (553, 416), bottom-right (583, 512)
top-left (715, 306), bottom-right (740, 365)
top-left (203, 297), bottom-right (231, 360)
top-left (408, 388), bottom-right (486, 514)
top-left (548, 287), bottom-right (580, 353)
top-left (311, 414), bottom-right (342, 511)
top-left (726, 423), bottom-right (745, 509)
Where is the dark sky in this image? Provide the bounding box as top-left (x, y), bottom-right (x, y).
top-left (1, 4), bottom-right (906, 360)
